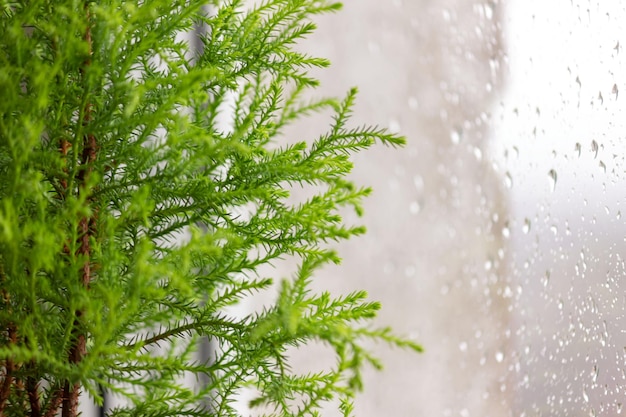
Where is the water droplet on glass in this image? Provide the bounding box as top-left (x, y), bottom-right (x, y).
top-left (440, 284), bottom-right (450, 295)
top-left (484, 3), bottom-right (494, 20)
top-left (583, 387), bottom-right (589, 403)
top-left (548, 169), bottom-right (558, 192)
top-left (450, 128), bottom-right (461, 145)
top-left (575, 142), bottom-right (582, 157)
top-left (522, 218), bottom-right (531, 234)
top-left (503, 286), bottom-right (513, 298)
top-left (413, 175), bottom-right (424, 192)
top-left (542, 270), bottom-right (550, 287)
top-left (576, 76), bottom-right (582, 88)
top-left (502, 223), bottom-right (510, 239)
top-left (383, 262), bottom-right (395, 275)
top-left (613, 83), bottom-right (619, 100)
top-left (459, 341), bottom-right (468, 352)
top-left (473, 146), bottom-right (483, 160)
top-left (504, 172), bottom-right (513, 189)
top-left (484, 259), bottom-right (493, 271)
top-left (442, 8), bottom-right (451, 22)
top-left (599, 160), bottom-right (606, 173)
top-left (598, 91), bottom-right (604, 105)
top-left (550, 225), bottom-right (558, 235)
top-left (388, 119), bottom-right (401, 133)
top-left (489, 58), bottom-right (499, 74)
top-left (591, 140), bottom-right (599, 158)
top-left (409, 201), bottom-right (421, 214)
top-left (404, 265), bottom-right (416, 277)
top-left (495, 351), bottom-right (504, 363)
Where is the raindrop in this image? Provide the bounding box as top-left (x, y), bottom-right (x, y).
top-left (442, 9), bottom-right (451, 22)
top-left (542, 270), bottom-right (551, 287)
top-left (473, 146), bottom-right (483, 161)
top-left (575, 142), bottom-right (582, 157)
top-left (489, 58), bottom-right (499, 74)
top-left (503, 286), bottom-right (513, 298)
top-left (591, 140), bottom-right (599, 158)
top-left (484, 259), bottom-right (493, 271)
top-left (484, 3), bottom-right (494, 20)
top-left (583, 387), bottom-right (589, 403)
top-left (409, 201), bottom-right (421, 214)
top-left (599, 161), bottom-right (606, 172)
top-left (450, 128), bottom-right (461, 145)
top-left (613, 83), bottom-right (619, 100)
top-left (413, 175), bottom-right (424, 192)
top-left (388, 119), bottom-right (401, 133)
top-left (598, 91), bottom-right (604, 105)
top-left (459, 341), bottom-right (468, 352)
top-left (576, 76), bottom-right (582, 88)
top-left (404, 265), bottom-right (416, 277)
top-left (495, 351), bottom-right (504, 363)
top-left (548, 169), bottom-right (558, 192)
top-left (504, 172), bottom-right (513, 189)
top-left (550, 225), bottom-right (558, 235)
top-left (615, 41), bottom-right (621, 54)
top-left (501, 223), bottom-right (510, 239)
top-left (522, 218), bottom-right (531, 234)
top-left (618, 403), bottom-right (623, 414)
top-left (383, 262), bottom-right (395, 275)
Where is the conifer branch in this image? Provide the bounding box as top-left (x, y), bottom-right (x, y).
top-left (1, 1), bottom-right (419, 416)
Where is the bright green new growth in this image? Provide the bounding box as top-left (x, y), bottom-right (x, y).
top-left (0, 0), bottom-right (421, 416)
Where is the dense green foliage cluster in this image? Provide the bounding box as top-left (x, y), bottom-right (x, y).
top-left (0, 0), bottom-right (420, 416)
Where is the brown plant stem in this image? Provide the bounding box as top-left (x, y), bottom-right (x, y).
top-left (27, 373), bottom-right (41, 417)
top-left (62, 3), bottom-right (97, 416)
top-left (43, 386), bottom-right (64, 417)
top-left (0, 324), bottom-right (17, 413)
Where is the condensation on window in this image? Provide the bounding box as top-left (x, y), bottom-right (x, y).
top-left (293, 1), bottom-right (626, 416)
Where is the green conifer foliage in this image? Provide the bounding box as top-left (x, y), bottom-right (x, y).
top-left (0, 1), bottom-right (421, 416)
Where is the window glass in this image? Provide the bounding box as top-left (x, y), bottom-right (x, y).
top-left (294, 1), bottom-right (626, 416)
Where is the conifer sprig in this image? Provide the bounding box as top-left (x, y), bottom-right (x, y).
top-left (0, 0), bottom-right (420, 416)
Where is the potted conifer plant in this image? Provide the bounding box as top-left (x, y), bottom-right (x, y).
top-left (0, 1), bottom-right (421, 416)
